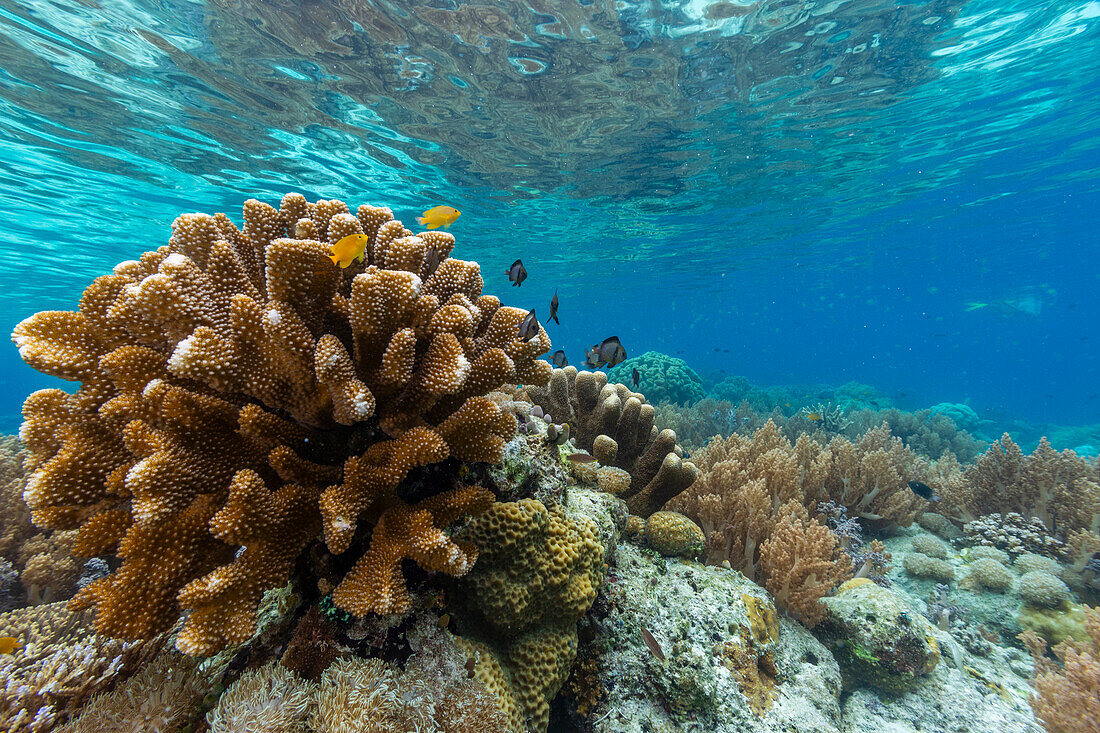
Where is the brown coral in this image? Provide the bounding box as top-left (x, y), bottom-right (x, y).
top-left (1021, 604), bottom-right (1100, 733)
top-left (525, 367), bottom-right (697, 516)
top-left (942, 434), bottom-right (1100, 537)
top-left (453, 499), bottom-right (603, 732)
top-left (669, 420), bottom-right (928, 582)
top-left (11, 194), bottom-right (551, 653)
top-left (759, 501), bottom-right (853, 627)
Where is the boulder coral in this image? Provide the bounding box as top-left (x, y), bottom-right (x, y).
top-left (452, 498), bottom-right (604, 732)
top-left (606, 350), bottom-right (706, 406)
top-left (10, 194), bottom-right (551, 654)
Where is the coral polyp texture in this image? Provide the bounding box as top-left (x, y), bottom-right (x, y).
top-left (524, 366), bottom-right (698, 516)
top-left (11, 194), bottom-right (552, 654)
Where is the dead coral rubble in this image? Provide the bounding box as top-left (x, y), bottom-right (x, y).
top-left (11, 194), bottom-right (551, 654)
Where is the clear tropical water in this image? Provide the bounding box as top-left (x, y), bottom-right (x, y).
top-left (1, 0), bottom-right (1098, 440)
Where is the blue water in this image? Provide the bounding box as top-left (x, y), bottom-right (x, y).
top-left (0, 0), bottom-right (1098, 440)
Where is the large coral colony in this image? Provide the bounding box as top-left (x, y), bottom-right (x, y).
top-left (1, 193), bottom-right (1097, 732)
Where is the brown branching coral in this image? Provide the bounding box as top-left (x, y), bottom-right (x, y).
top-left (759, 501), bottom-right (853, 627)
top-left (524, 367), bottom-right (697, 516)
top-left (12, 194), bottom-right (551, 654)
top-left (940, 434), bottom-right (1100, 538)
top-left (1020, 605), bottom-right (1100, 733)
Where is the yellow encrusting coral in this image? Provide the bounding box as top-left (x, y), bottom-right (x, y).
top-left (11, 194), bottom-right (551, 654)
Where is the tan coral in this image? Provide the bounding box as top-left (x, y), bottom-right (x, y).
top-left (0, 603), bottom-right (165, 732)
top-left (12, 194), bottom-right (552, 653)
top-left (525, 367), bottom-right (697, 516)
top-left (454, 499), bottom-right (603, 732)
top-left (759, 501), bottom-right (853, 628)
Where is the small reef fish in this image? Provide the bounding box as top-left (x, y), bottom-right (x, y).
top-left (565, 453), bottom-right (598, 464)
top-left (438, 613), bottom-right (451, 628)
top-left (0, 636), bottom-right (21, 654)
top-left (640, 627), bottom-right (665, 662)
top-left (804, 411), bottom-right (823, 422)
top-left (549, 290), bottom-right (560, 324)
top-left (551, 349), bottom-right (568, 368)
top-left (585, 336), bottom-right (627, 369)
top-left (632, 368), bottom-right (640, 388)
top-left (328, 233), bottom-right (369, 268)
top-left (506, 259), bottom-right (527, 287)
top-left (416, 205), bottom-right (461, 230)
top-left (965, 302), bottom-right (989, 312)
top-left (424, 247), bottom-right (441, 277)
top-left (517, 309), bottom-right (540, 342)
top-left (907, 480), bottom-right (940, 502)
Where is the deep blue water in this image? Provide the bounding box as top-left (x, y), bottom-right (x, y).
top-left (0, 0), bottom-right (1097, 442)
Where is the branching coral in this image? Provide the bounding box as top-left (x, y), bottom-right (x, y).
top-left (1020, 604), bottom-right (1100, 733)
top-left (940, 435), bottom-right (1100, 538)
top-left (759, 501), bottom-right (853, 627)
top-left (524, 367), bottom-right (697, 516)
top-left (11, 194), bottom-right (551, 654)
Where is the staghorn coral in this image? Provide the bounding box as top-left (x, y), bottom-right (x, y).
top-left (524, 367), bottom-right (697, 517)
top-left (941, 434), bottom-right (1100, 537)
top-left (759, 501), bottom-right (853, 627)
top-left (1021, 605), bottom-right (1100, 733)
top-left (0, 603), bottom-right (165, 732)
top-left (12, 194), bottom-right (550, 654)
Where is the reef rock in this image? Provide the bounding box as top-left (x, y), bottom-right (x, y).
top-left (818, 579), bottom-right (940, 693)
top-left (588, 539), bottom-right (843, 732)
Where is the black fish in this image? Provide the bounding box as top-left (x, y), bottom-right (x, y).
top-left (907, 481), bottom-right (940, 502)
top-left (506, 259), bottom-right (527, 287)
top-left (549, 289), bottom-right (559, 324)
top-left (632, 368), bottom-right (640, 388)
top-left (599, 336), bottom-right (626, 367)
top-left (424, 246), bottom-right (441, 278)
top-left (584, 344), bottom-right (602, 368)
top-left (551, 349), bottom-right (568, 368)
top-left (517, 309), bottom-right (539, 342)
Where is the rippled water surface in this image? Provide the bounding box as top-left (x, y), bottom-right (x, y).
top-left (0, 0), bottom-right (1098, 430)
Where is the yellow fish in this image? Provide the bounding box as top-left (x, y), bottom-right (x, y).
top-left (805, 412), bottom-right (823, 421)
top-left (417, 205), bottom-right (461, 230)
top-left (328, 233), bottom-right (369, 269)
top-left (0, 636), bottom-right (22, 654)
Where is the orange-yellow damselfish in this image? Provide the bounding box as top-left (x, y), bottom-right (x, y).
top-left (417, 205), bottom-right (461, 229)
top-left (328, 233), bottom-right (369, 268)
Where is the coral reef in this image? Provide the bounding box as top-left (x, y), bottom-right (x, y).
top-left (963, 557), bottom-right (1015, 593)
top-left (940, 435), bottom-right (1100, 536)
top-left (606, 351), bottom-right (706, 406)
top-left (643, 510), bottom-right (705, 558)
top-left (451, 497), bottom-right (603, 732)
top-left (11, 194), bottom-right (552, 653)
top-left (523, 366), bottom-right (697, 517)
top-left (1020, 604), bottom-right (1100, 733)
